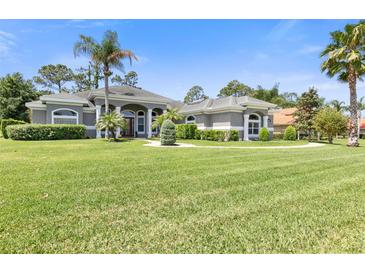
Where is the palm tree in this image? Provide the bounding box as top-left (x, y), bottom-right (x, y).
top-left (320, 21), bottom-right (365, 147)
top-left (330, 99), bottom-right (346, 112)
top-left (163, 108), bottom-right (183, 122)
top-left (96, 111), bottom-right (127, 141)
top-left (74, 30), bottom-right (137, 114)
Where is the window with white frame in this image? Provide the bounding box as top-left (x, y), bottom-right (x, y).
top-left (152, 111), bottom-right (158, 133)
top-left (186, 115), bottom-right (196, 124)
top-left (52, 109), bottom-right (78, 124)
top-left (248, 113), bottom-right (260, 135)
top-left (137, 111), bottom-right (145, 133)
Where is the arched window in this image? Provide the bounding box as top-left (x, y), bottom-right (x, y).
top-left (122, 110), bottom-right (135, 118)
top-left (186, 115), bottom-right (196, 124)
top-left (52, 108), bottom-right (78, 124)
top-left (137, 110), bottom-right (145, 133)
top-left (152, 111), bottom-right (158, 134)
top-left (248, 113), bottom-right (260, 136)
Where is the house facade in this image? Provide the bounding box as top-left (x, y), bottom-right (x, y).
top-left (26, 86), bottom-right (277, 140)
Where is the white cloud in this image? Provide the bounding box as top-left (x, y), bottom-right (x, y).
top-left (267, 20), bottom-right (298, 41)
top-left (0, 30), bottom-right (16, 59)
top-left (297, 45), bottom-right (322, 55)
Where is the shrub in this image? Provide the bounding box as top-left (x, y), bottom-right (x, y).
top-left (195, 129), bottom-right (202, 140)
top-left (6, 124), bottom-right (86, 140)
top-left (273, 132), bottom-right (284, 140)
top-left (176, 124), bottom-right (197, 139)
top-left (314, 107), bottom-right (347, 144)
top-left (160, 119), bottom-right (176, 145)
top-left (1, 118), bottom-right (27, 139)
top-left (283, 125), bottom-right (297, 141)
top-left (259, 127), bottom-right (270, 141)
top-left (229, 129), bottom-right (239, 141)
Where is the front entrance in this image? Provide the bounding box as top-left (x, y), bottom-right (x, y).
top-left (123, 118), bottom-right (135, 137)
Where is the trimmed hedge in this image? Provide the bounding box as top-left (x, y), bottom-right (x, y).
top-left (196, 129), bottom-right (239, 142)
top-left (259, 127), bottom-right (270, 141)
top-left (1, 118), bottom-right (27, 139)
top-left (6, 124), bottom-right (86, 140)
top-left (160, 119), bottom-right (176, 145)
top-left (176, 124), bottom-right (197, 139)
top-left (283, 125), bottom-right (297, 141)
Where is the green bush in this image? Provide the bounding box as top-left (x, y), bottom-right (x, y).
top-left (176, 124), bottom-right (197, 139)
top-left (6, 124), bottom-right (86, 140)
top-left (283, 125), bottom-right (297, 141)
top-left (160, 119), bottom-right (176, 145)
top-left (1, 118), bottom-right (27, 139)
top-left (195, 129), bottom-right (202, 140)
top-left (229, 129), bottom-right (239, 141)
top-left (259, 127), bottom-right (270, 141)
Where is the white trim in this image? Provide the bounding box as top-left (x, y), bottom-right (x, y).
top-left (51, 108), bottom-right (79, 124)
top-left (185, 115), bottom-right (196, 124)
top-left (83, 107), bottom-right (96, 113)
top-left (40, 96), bottom-right (88, 105)
top-left (137, 110), bottom-right (145, 134)
top-left (197, 125), bottom-right (244, 130)
top-left (86, 126), bottom-right (96, 130)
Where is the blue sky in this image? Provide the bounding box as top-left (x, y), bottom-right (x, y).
top-left (0, 19), bottom-right (363, 103)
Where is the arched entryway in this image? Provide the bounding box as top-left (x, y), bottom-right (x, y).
top-left (121, 110), bottom-right (135, 137)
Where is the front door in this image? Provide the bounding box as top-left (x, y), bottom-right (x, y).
top-left (123, 118), bottom-right (134, 137)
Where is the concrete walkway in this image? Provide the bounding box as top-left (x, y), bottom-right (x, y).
top-left (144, 140), bottom-right (325, 149)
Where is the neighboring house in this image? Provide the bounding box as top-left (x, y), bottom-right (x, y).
top-left (273, 107), bottom-right (297, 134)
top-left (26, 86), bottom-right (277, 140)
top-left (360, 118), bottom-right (365, 138)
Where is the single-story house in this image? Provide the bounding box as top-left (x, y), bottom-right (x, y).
top-left (273, 107), bottom-right (296, 134)
top-left (26, 86), bottom-right (277, 140)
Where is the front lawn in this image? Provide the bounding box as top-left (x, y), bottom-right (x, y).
top-left (1, 138), bottom-right (365, 253)
top-left (176, 139), bottom-right (309, 146)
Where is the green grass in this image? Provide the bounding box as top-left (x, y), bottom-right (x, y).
top-left (1, 138), bottom-right (365, 253)
top-left (176, 139), bottom-right (309, 146)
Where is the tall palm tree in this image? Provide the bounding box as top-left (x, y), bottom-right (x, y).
top-left (320, 21), bottom-right (365, 147)
top-left (74, 30), bottom-right (137, 114)
top-left (330, 99), bottom-right (346, 112)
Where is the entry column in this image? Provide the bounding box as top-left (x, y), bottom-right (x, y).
top-left (96, 105), bottom-right (101, 138)
top-left (243, 114), bottom-right (249, 141)
top-left (147, 108), bottom-right (152, 138)
top-left (115, 106), bottom-right (121, 138)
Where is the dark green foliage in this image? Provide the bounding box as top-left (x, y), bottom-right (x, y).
top-left (294, 87), bottom-right (322, 141)
top-left (198, 129), bottom-right (239, 142)
top-left (33, 64), bottom-right (74, 93)
top-left (1, 119), bottom-right (26, 139)
top-left (259, 127), bottom-right (270, 141)
top-left (229, 130), bottom-right (239, 141)
top-left (284, 126), bottom-right (297, 141)
top-left (184, 85), bottom-right (208, 103)
top-left (0, 73), bottom-right (41, 122)
top-left (176, 124), bottom-right (197, 139)
top-left (160, 119), bottom-right (176, 145)
top-left (194, 129), bottom-right (202, 140)
top-left (6, 124), bottom-right (86, 140)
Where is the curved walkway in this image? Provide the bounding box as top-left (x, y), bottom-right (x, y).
top-left (144, 140), bottom-right (325, 149)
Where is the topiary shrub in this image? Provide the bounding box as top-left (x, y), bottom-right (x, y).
top-left (160, 119), bottom-right (176, 145)
top-left (1, 118), bottom-right (27, 139)
top-left (259, 127), bottom-right (270, 141)
top-left (283, 125), bottom-right (297, 141)
top-left (6, 124), bottom-right (86, 140)
top-left (229, 129), bottom-right (239, 141)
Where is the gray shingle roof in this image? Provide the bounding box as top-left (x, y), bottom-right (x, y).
top-left (179, 95), bottom-right (276, 114)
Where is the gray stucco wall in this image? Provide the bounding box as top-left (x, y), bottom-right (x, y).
top-left (83, 112), bottom-right (96, 126)
top-left (46, 104), bottom-right (84, 124)
top-left (31, 110), bottom-right (46, 124)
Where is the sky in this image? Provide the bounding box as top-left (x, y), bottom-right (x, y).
top-left (0, 19), bottom-right (363, 103)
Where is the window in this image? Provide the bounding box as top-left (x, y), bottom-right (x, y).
top-left (52, 108), bottom-right (78, 124)
top-left (137, 111), bottom-right (145, 133)
top-left (122, 110), bottom-right (135, 118)
top-left (248, 113), bottom-right (260, 135)
top-left (152, 111), bottom-right (158, 133)
top-left (186, 115), bottom-right (196, 124)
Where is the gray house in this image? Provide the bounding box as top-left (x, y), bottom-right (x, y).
top-left (26, 86), bottom-right (276, 140)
